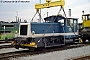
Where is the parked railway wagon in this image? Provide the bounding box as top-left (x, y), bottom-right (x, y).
top-left (0, 22), bottom-right (19, 33)
top-left (79, 12), bottom-right (90, 43)
top-left (11, 15), bottom-right (79, 51)
top-left (0, 21), bottom-right (19, 40)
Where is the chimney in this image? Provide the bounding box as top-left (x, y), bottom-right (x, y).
top-left (18, 17), bottom-right (19, 22)
top-left (69, 9), bottom-right (71, 17)
top-left (82, 11), bottom-right (84, 15)
top-left (16, 16), bottom-right (17, 22)
top-left (20, 19), bottom-right (21, 22)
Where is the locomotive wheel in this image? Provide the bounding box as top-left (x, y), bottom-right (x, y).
top-left (29, 47), bottom-right (35, 51)
top-left (88, 39), bottom-right (90, 43)
top-left (88, 37), bottom-right (90, 43)
top-left (39, 47), bottom-right (47, 51)
top-left (82, 38), bottom-right (86, 43)
top-left (15, 45), bottom-right (19, 49)
top-left (89, 40), bottom-right (90, 43)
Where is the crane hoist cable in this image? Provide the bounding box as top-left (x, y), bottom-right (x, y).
top-left (30, 11), bottom-right (38, 22)
top-left (33, 0), bottom-right (65, 22)
top-left (32, 0), bottom-right (65, 35)
top-left (38, 11), bottom-right (45, 22)
top-left (30, 6), bottom-right (62, 33)
top-left (30, 11), bottom-right (44, 22)
top-left (43, 7), bottom-right (62, 33)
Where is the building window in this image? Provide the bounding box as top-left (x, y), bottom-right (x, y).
top-left (2, 25), bottom-right (14, 27)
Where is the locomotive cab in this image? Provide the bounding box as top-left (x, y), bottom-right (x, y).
top-left (66, 18), bottom-right (78, 35)
top-left (63, 17), bottom-right (79, 43)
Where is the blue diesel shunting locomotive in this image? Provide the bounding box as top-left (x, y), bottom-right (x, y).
top-left (11, 15), bottom-right (78, 50)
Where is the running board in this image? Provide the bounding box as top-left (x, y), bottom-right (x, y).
top-left (45, 44), bottom-right (65, 47)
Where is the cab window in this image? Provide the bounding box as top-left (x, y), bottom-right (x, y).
top-left (58, 19), bottom-right (64, 26)
top-left (67, 19), bottom-right (73, 26)
top-left (82, 15), bottom-right (90, 20)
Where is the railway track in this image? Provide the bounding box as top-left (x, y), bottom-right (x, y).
top-left (0, 45), bottom-right (12, 49)
top-left (0, 43), bottom-right (90, 60)
top-left (0, 38), bottom-right (13, 44)
top-left (73, 55), bottom-right (90, 60)
top-left (0, 40), bottom-right (11, 44)
top-left (0, 42), bottom-right (11, 49)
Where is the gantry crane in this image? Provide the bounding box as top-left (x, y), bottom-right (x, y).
top-left (31, 0), bottom-right (65, 22)
top-left (35, 0), bottom-right (65, 11)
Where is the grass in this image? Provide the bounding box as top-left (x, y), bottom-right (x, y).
top-left (0, 33), bottom-right (15, 40)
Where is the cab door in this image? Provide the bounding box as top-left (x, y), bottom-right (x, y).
top-left (73, 19), bottom-right (78, 33)
top-left (67, 18), bottom-right (78, 32)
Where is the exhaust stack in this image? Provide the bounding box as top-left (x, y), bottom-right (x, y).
top-left (82, 11), bottom-right (84, 15)
top-left (69, 9), bottom-right (71, 17)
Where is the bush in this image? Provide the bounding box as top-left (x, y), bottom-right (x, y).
top-left (0, 33), bottom-right (15, 40)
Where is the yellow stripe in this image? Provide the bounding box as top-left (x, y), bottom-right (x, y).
top-left (11, 41), bottom-right (37, 48)
top-left (20, 44), bottom-right (37, 48)
top-left (79, 38), bottom-right (82, 43)
top-left (20, 42), bottom-right (37, 48)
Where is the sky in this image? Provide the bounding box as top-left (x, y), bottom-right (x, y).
top-left (0, 0), bottom-right (90, 23)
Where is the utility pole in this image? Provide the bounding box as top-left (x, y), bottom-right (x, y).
top-left (47, 12), bottom-right (48, 17)
top-left (39, 0), bottom-right (41, 23)
top-left (16, 11), bottom-right (18, 22)
top-left (4, 26), bottom-right (5, 39)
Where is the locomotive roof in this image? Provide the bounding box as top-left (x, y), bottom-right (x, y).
top-left (67, 17), bottom-right (78, 19)
top-left (44, 15), bottom-right (78, 21)
top-left (48, 15), bottom-right (65, 17)
top-left (82, 14), bottom-right (90, 16)
top-left (44, 15), bottom-right (65, 21)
